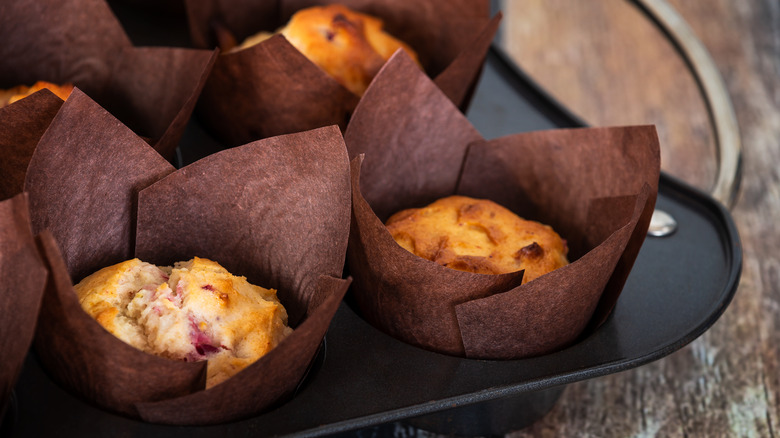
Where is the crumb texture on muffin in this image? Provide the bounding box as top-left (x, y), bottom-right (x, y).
top-left (386, 195), bottom-right (569, 282)
top-left (75, 257), bottom-right (293, 388)
top-left (233, 4), bottom-right (420, 96)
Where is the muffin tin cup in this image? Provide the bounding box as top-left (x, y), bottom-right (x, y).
top-left (344, 51), bottom-right (661, 359)
top-left (9, 88), bottom-right (352, 425)
top-left (185, 0), bottom-right (500, 146)
top-left (0, 0), bottom-right (217, 161)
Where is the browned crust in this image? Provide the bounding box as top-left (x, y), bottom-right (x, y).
top-left (386, 195), bottom-right (569, 282)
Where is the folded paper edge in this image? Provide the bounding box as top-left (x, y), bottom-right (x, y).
top-left (455, 188), bottom-right (653, 359)
top-left (134, 275), bottom-right (351, 425)
top-left (32, 229), bottom-right (209, 418)
top-left (0, 193), bottom-right (47, 418)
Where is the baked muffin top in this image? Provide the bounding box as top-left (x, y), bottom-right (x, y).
top-left (75, 257), bottom-right (293, 388)
top-left (386, 195), bottom-right (569, 282)
top-left (234, 4), bottom-right (419, 96)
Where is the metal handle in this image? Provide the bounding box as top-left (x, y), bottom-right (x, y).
top-left (633, 0), bottom-right (742, 208)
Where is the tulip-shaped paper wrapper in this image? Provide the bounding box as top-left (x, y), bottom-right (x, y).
top-left (0, 194), bottom-right (47, 421)
top-left (0, 0), bottom-right (217, 160)
top-left (22, 89), bottom-right (351, 425)
top-left (0, 90), bottom-right (64, 201)
top-left (185, 0), bottom-right (500, 146)
top-left (345, 52), bottom-right (661, 358)
top-left (0, 93), bottom-right (57, 417)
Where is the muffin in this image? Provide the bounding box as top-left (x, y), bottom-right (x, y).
top-left (344, 52), bottom-right (661, 358)
top-left (0, 81), bottom-right (73, 108)
top-left (22, 89), bottom-right (350, 424)
top-left (233, 4), bottom-right (420, 96)
top-left (75, 257), bottom-right (293, 388)
top-left (386, 195), bottom-right (569, 282)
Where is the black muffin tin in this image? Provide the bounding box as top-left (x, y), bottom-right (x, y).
top-left (2, 5), bottom-right (742, 437)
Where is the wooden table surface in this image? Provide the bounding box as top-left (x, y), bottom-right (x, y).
top-left (498, 1), bottom-right (779, 436)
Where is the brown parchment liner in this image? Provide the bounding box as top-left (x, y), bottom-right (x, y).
top-left (185, 0), bottom-right (500, 146)
top-left (0, 90), bottom-right (64, 201)
top-left (0, 0), bottom-right (217, 160)
top-left (345, 51), bottom-right (661, 359)
top-left (20, 89), bottom-right (351, 425)
top-left (0, 194), bottom-right (47, 420)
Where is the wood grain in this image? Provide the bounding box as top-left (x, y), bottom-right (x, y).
top-left (502, 0), bottom-right (716, 192)
top-left (498, 0), bottom-right (780, 436)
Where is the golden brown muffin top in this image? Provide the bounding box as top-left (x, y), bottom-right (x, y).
top-left (234, 4), bottom-right (420, 96)
top-left (75, 257), bottom-right (292, 388)
top-left (386, 195), bottom-right (569, 282)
